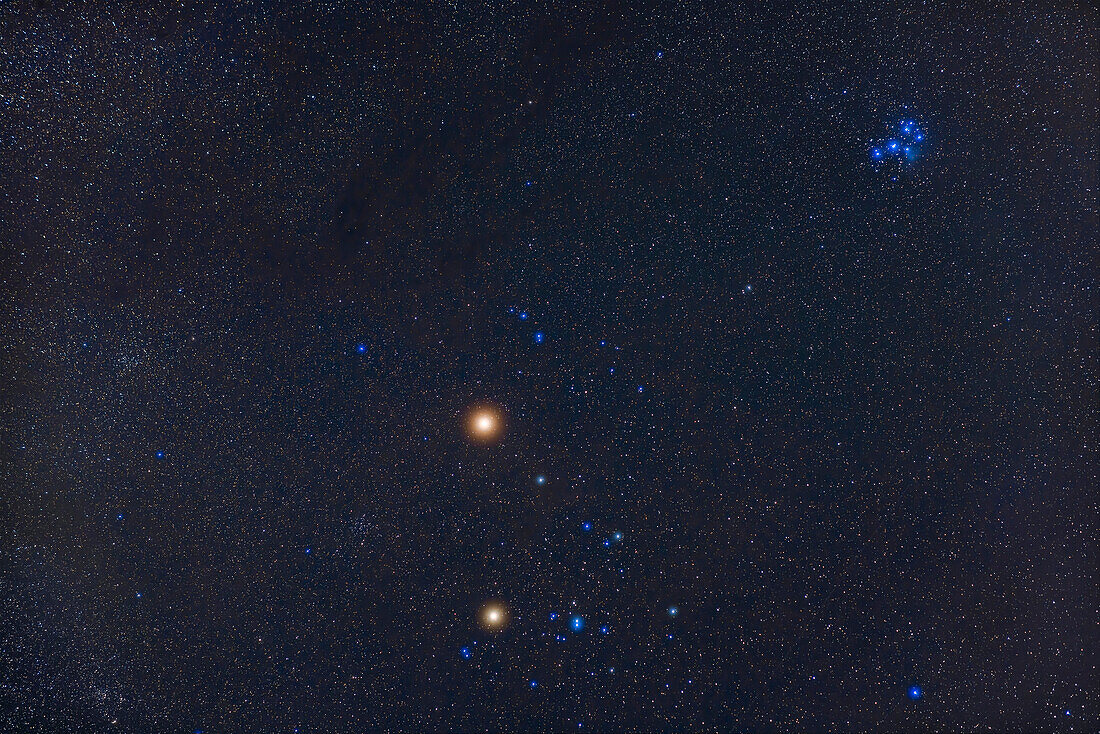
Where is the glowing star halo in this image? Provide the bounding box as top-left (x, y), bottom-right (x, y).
top-left (466, 405), bottom-right (504, 443)
top-left (478, 602), bottom-right (510, 631)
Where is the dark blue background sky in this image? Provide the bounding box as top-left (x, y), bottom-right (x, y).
top-left (1, 2), bottom-right (1095, 731)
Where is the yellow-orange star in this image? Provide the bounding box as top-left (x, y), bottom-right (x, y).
top-left (466, 405), bottom-right (504, 443)
top-left (478, 601), bottom-right (509, 631)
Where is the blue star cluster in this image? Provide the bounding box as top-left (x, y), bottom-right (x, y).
top-left (870, 119), bottom-right (926, 164)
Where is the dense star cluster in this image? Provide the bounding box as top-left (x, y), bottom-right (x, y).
top-left (1, 2), bottom-right (1096, 733)
top-left (870, 119), bottom-right (926, 163)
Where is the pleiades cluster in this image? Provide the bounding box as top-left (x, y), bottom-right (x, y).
top-left (870, 119), bottom-right (926, 163)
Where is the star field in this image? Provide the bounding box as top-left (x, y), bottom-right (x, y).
top-left (1, 2), bottom-right (1096, 732)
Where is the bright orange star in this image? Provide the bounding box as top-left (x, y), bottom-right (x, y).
top-left (466, 405), bottom-right (504, 443)
top-left (478, 601), bottom-right (509, 631)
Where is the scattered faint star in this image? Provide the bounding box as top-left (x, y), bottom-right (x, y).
top-left (4, 8), bottom-right (1085, 732)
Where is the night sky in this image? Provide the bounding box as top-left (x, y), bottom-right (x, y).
top-left (1, 2), bottom-right (1097, 732)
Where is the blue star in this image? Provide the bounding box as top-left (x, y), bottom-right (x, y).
top-left (570, 615), bottom-right (585, 632)
top-left (535, 475), bottom-right (547, 485)
top-left (116, 513), bottom-right (124, 521)
top-left (613, 531), bottom-right (623, 542)
top-left (655, 50), bottom-right (664, 59)
top-left (582, 522), bottom-right (592, 532)
top-left (524, 180), bottom-right (533, 187)
top-left (602, 539), bottom-right (612, 547)
top-left (519, 312), bottom-right (529, 320)
top-left (637, 385), bottom-right (644, 393)
top-left (529, 680), bottom-right (538, 688)
top-left (549, 612), bottom-right (558, 620)
top-left (304, 547), bottom-right (312, 555)
top-left (460, 647), bottom-right (471, 659)
top-left (356, 343), bottom-right (366, 354)
top-left (871, 148), bottom-right (883, 160)
top-left (887, 140), bottom-right (900, 152)
top-left (668, 606), bottom-right (679, 617)
top-left (135, 592), bottom-right (143, 598)
top-left (533, 331), bottom-right (544, 344)
top-left (155, 451), bottom-right (165, 460)
top-left (914, 132), bottom-right (923, 141)
top-left (908, 685), bottom-right (922, 700)
top-left (600, 625), bottom-right (610, 634)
